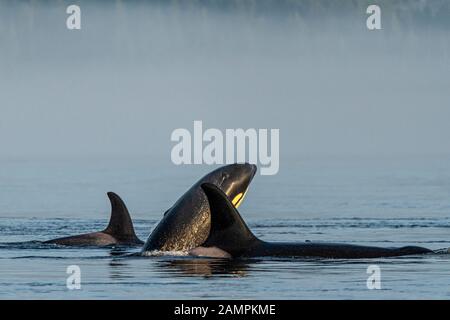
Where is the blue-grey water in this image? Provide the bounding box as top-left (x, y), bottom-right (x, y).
top-left (1, 156), bottom-right (449, 299)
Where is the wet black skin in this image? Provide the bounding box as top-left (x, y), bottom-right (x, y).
top-left (45, 192), bottom-right (143, 246)
top-left (142, 164), bottom-right (257, 252)
top-left (198, 183), bottom-right (434, 259)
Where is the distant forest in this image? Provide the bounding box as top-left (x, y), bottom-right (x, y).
top-left (1, 0), bottom-right (448, 65)
top-left (1, 0), bottom-right (449, 27)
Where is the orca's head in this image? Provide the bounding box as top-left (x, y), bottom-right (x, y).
top-left (142, 163), bottom-right (257, 253)
top-left (202, 163), bottom-right (257, 209)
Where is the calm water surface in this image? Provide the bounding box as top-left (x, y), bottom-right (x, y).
top-left (0, 156), bottom-right (449, 299)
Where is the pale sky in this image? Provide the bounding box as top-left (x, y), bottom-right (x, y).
top-left (1, 1), bottom-right (449, 159)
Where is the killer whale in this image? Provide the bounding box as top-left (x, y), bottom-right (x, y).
top-left (192, 183), bottom-right (433, 259)
top-left (45, 192), bottom-right (143, 246)
top-left (142, 164), bottom-right (257, 253)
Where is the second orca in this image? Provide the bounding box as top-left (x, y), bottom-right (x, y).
top-left (45, 192), bottom-right (143, 247)
top-left (191, 183), bottom-right (434, 259)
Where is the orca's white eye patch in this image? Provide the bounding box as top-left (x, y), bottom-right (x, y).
top-left (232, 190), bottom-right (248, 208)
top-left (232, 193), bottom-right (243, 206)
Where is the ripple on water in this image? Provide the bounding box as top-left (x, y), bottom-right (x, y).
top-left (1, 217), bottom-right (450, 299)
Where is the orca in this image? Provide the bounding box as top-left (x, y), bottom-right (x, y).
top-left (192, 183), bottom-right (434, 259)
top-left (45, 192), bottom-right (143, 246)
top-left (142, 164), bottom-right (257, 253)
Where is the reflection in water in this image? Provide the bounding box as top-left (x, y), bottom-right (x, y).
top-left (108, 247), bottom-right (140, 280)
top-left (156, 257), bottom-right (256, 278)
top-left (108, 259), bottom-right (134, 280)
top-left (109, 246), bottom-right (135, 256)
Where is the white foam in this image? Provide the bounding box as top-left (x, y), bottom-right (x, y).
top-left (433, 248), bottom-right (450, 254)
top-left (141, 250), bottom-right (188, 257)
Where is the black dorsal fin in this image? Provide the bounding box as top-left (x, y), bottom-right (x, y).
top-left (201, 183), bottom-right (259, 256)
top-left (103, 192), bottom-right (140, 242)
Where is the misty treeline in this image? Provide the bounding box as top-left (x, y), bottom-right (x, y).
top-left (0, 0), bottom-right (449, 67)
top-left (1, 0), bottom-right (449, 29)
